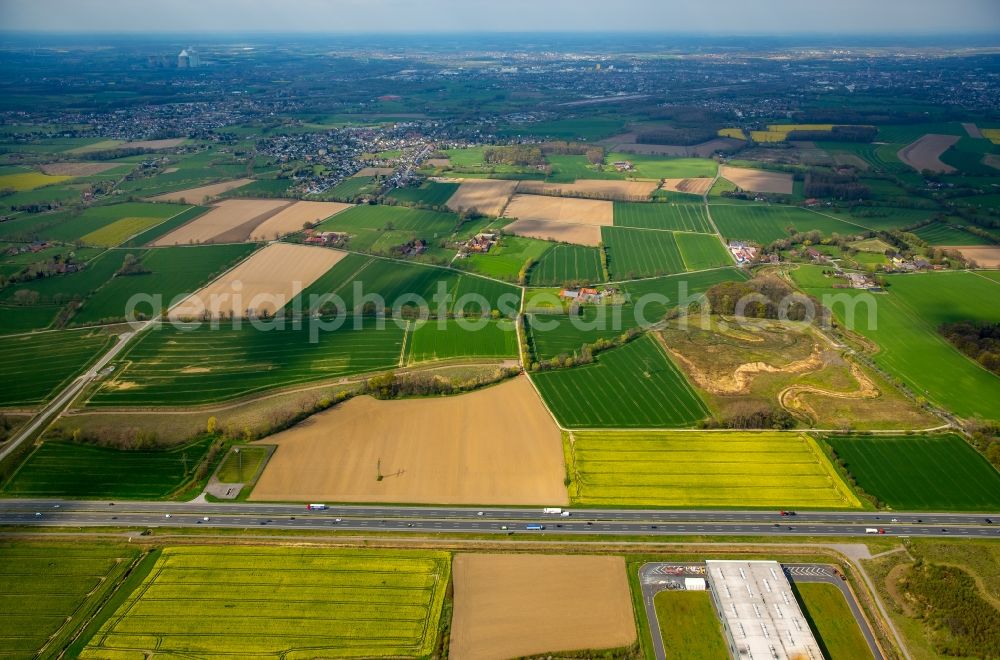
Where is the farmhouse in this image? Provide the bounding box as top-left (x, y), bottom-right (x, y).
top-left (706, 560), bottom-right (822, 660)
top-left (728, 242), bottom-right (758, 265)
top-left (463, 232), bottom-right (497, 254)
top-left (612, 160), bottom-right (634, 171)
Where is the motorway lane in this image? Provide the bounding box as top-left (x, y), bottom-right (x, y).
top-left (2, 508), bottom-right (998, 538)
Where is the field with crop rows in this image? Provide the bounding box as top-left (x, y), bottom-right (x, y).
top-left (605, 154), bottom-right (718, 179)
top-left (674, 232), bottom-right (732, 270)
top-left (795, 270), bottom-right (1000, 420)
top-left (0, 202), bottom-right (188, 244)
top-left (532, 334), bottom-right (708, 427)
top-left (388, 180), bottom-right (460, 207)
top-left (826, 434), bottom-right (1000, 510)
top-left (88, 320), bottom-right (405, 407)
top-left (566, 430), bottom-right (861, 507)
top-left (0, 543), bottom-right (139, 658)
top-left (122, 205), bottom-right (211, 247)
top-left (0, 329), bottom-right (114, 407)
top-left (528, 243), bottom-right (605, 286)
top-left (80, 546), bottom-right (450, 659)
top-left (822, 141), bottom-right (908, 172)
top-left (602, 227), bottom-right (685, 279)
top-left (710, 204), bottom-right (869, 243)
top-left (73, 243), bottom-right (258, 324)
top-left (613, 202), bottom-right (714, 233)
top-left (912, 221), bottom-right (993, 246)
top-left (407, 319), bottom-right (518, 363)
top-left (3, 436), bottom-right (215, 498)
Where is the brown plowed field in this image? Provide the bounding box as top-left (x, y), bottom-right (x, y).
top-left (353, 167), bottom-right (394, 177)
top-left (516, 178), bottom-right (658, 201)
top-left (504, 194), bottom-right (612, 226)
top-left (148, 178), bottom-right (254, 203)
top-left (450, 554), bottom-right (636, 660)
top-left (248, 201), bottom-right (353, 241)
top-left (169, 243), bottom-right (345, 319)
top-left (720, 165), bottom-right (794, 194)
top-left (38, 162), bottom-right (120, 176)
top-left (941, 246), bottom-right (1000, 268)
top-left (897, 134), bottom-right (960, 174)
top-left (503, 218), bottom-right (603, 246)
top-left (445, 178), bottom-right (519, 216)
top-left (250, 377), bottom-right (568, 505)
top-left (151, 199), bottom-right (291, 246)
top-left (661, 178), bottom-right (713, 195)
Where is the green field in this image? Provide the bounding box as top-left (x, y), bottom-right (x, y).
top-left (527, 243), bottom-right (605, 286)
top-left (613, 202), bottom-right (714, 233)
top-left (606, 154), bottom-right (717, 179)
top-left (674, 232), bottom-right (732, 270)
top-left (826, 434), bottom-right (1000, 511)
top-left (602, 227), bottom-right (685, 279)
top-left (821, 141), bottom-right (909, 173)
top-left (653, 591), bottom-right (729, 659)
top-left (0, 202), bottom-right (190, 244)
top-left (565, 430), bottom-right (862, 507)
top-left (0, 329), bottom-right (114, 406)
top-left (710, 204), bottom-right (868, 244)
top-left (73, 244), bottom-right (258, 324)
top-left (80, 546), bottom-right (450, 659)
top-left (795, 582), bottom-right (874, 660)
top-left (388, 180), bottom-right (460, 207)
top-left (317, 203), bottom-right (462, 253)
top-left (3, 436), bottom-right (215, 498)
top-left (122, 205), bottom-right (211, 247)
top-left (499, 117), bottom-right (626, 141)
top-left (215, 445), bottom-right (270, 484)
top-left (406, 318), bottom-right (518, 363)
top-left (0, 543), bottom-right (139, 658)
top-left (460, 235), bottom-right (551, 281)
top-left (795, 270), bottom-right (1000, 420)
top-left (532, 334), bottom-right (709, 428)
top-left (314, 175), bottom-right (379, 201)
top-left (912, 221), bottom-right (994, 246)
top-left (88, 320), bottom-right (406, 407)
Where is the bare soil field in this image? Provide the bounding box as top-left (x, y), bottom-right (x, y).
top-left (505, 194), bottom-right (613, 226)
top-left (38, 162), bottom-right (120, 176)
top-left (170, 243), bottom-right (345, 319)
top-left (517, 178), bottom-right (658, 201)
top-left (126, 137), bottom-right (187, 150)
top-left (152, 199), bottom-right (291, 245)
top-left (719, 165), bottom-right (794, 194)
top-left (444, 178), bottom-right (519, 216)
top-left (504, 218), bottom-right (603, 246)
top-left (353, 167), bottom-right (394, 177)
top-left (941, 246), bottom-right (1000, 268)
top-left (424, 158), bottom-right (451, 168)
top-left (149, 178), bottom-right (255, 203)
top-left (450, 554), bottom-right (636, 660)
top-left (897, 134), bottom-right (960, 174)
top-left (250, 377), bottom-right (568, 505)
top-left (661, 178), bottom-right (713, 195)
top-left (832, 153), bottom-right (871, 170)
top-left (983, 154), bottom-right (1000, 172)
top-left (963, 122), bottom-right (984, 139)
top-left (248, 201), bottom-right (352, 241)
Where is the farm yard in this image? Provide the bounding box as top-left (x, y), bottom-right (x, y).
top-left (2, 436), bottom-right (215, 498)
top-left (0, 543), bottom-right (139, 658)
top-left (0, 329), bottom-right (114, 407)
top-left (565, 431), bottom-right (862, 508)
top-left (250, 377), bottom-right (568, 505)
top-left (450, 554), bottom-right (635, 660)
top-left (88, 318), bottom-right (406, 407)
top-left (79, 546), bottom-right (450, 659)
top-left (825, 434), bottom-right (1000, 511)
top-left (531, 334), bottom-right (709, 428)
top-left (169, 242), bottom-right (344, 319)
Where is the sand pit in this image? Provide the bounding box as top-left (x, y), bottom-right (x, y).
top-left (720, 165), bottom-right (794, 194)
top-left (170, 243), bottom-right (344, 319)
top-left (450, 554), bottom-right (635, 660)
top-left (897, 134), bottom-right (960, 174)
top-left (38, 162), bottom-right (120, 176)
top-left (152, 199), bottom-right (291, 245)
top-left (516, 178), bottom-right (658, 201)
top-left (248, 201), bottom-right (352, 241)
top-left (250, 377), bottom-right (568, 505)
top-left (661, 178), bottom-right (713, 195)
top-left (504, 218), bottom-right (603, 246)
top-left (505, 194), bottom-right (613, 226)
top-left (941, 246), bottom-right (1000, 268)
top-left (444, 178), bottom-right (519, 216)
top-left (149, 178), bottom-right (254, 204)
top-left (353, 167), bottom-right (394, 177)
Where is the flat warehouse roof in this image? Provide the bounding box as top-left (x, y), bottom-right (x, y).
top-left (705, 560), bottom-right (822, 660)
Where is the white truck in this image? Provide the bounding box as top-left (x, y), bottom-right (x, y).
top-left (307, 504), bottom-right (327, 511)
top-left (865, 528), bottom-right (885, 534)
top-left (542, 507), bottom-right (562, 515)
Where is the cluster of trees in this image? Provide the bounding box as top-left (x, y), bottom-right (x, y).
top-left (804, 171), bottom-right (870, 200)
top-left (966, 421), bottom-right (1000, 469)
top-left (701, 401), bottom-right (795, 430)
top-left (899, 562), bottom-right (1000, 658)
top-left (482, 145), bottom-right (544, 167)
top-left (705, 275), bottom-right (814, 322)
top-left (635, 127), bottom-right (717, 146)
top-left (116, 253), bottom-right (150, 277)
top-left (1, 250), bottom-right (89, 293)
top-left (364, 367), bottom-right (520, 400)
top-left (786, 125), bottom-right (878, 142)
top-left (940, 321), bottom-right (1000, 375)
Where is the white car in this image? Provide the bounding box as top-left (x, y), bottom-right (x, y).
top-left (203, 517), bottom-right (210, 522)
top-left (164, 514), bottom-right (171, 518)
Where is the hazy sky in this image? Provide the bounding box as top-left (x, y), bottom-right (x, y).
top-left (2, 0), bottom-right (999, 34)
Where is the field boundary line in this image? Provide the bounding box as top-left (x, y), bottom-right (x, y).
top-left (399, 320), bottom-right (412, 367)
top-left (113, 203), bottom-right (199, 248)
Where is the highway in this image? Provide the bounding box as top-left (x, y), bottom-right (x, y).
top-left (1, 500), bottom-right (997, 538)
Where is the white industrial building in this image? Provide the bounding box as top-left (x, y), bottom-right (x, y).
top-left (177, 48), bottom-right (201, 68)
top-left (705, 560), bottom-right (822, 660)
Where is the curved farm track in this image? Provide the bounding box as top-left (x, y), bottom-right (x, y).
top-left (778, 361), bottom-right (881, 424)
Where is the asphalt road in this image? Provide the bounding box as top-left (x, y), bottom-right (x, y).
top-left (1, 500), bottom-right (997, 538)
